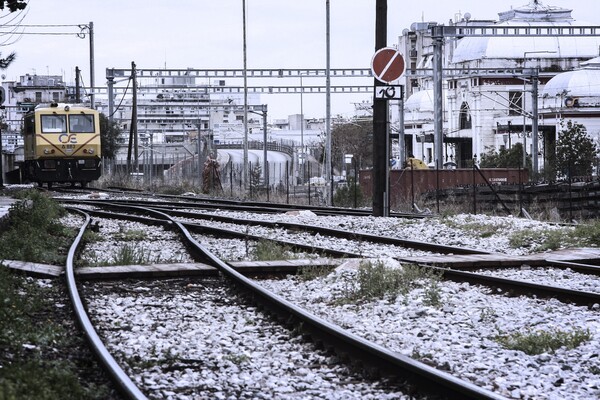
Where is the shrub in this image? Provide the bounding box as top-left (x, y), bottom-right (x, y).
top-left (342, 261), bottom-right (443, 305)
top-left (495, 327), bottom-right (591, 355)
top-left (252, 239), bottom-right (294, 261)
top-left (0, 190), bottom-right (73, 264)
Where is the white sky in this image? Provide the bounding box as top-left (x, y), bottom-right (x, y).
top-left (0, 0), bottom-right (598, 120)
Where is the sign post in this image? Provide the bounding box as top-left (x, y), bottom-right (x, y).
top-left (371, 44), bottom-right (405, 216)
top-left (371, 47), bottom-right (405, 84)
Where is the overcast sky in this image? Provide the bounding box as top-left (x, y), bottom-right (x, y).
top-left (0, 0), bottom-right (598, 120)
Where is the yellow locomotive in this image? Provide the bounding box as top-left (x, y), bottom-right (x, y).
top-left (21, 102), bottom-right (102, 188)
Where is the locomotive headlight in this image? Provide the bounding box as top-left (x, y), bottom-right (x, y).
top-left (83, 148), bottom-right (94, 154)
top-left (44, 148), bottom-right (51, 154)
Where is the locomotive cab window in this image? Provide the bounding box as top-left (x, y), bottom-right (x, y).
top-left (69, 114), bottom-right (95, 133)
top-left (41, 114), bottom-right (67, 133)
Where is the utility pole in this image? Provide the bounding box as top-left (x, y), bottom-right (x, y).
top-left (88, 21), bottom-right (95, 109)
top-left (372, 0), bottom-right (387, 216)
top-left (242, 0), bottom-right (249, 191)
top-left (127, 61), bottom-right (138, 173)
top-left (75, 66), bottom-right (81, 103)
top-left (325, 0), bottom-right (332, 205)
top-left (531, 68), bottom-right (539, 175)
top-left (432, 25), bottom-right (444, 170)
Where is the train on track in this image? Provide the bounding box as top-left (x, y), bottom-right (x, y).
top-left (16, 102), bottom-right (102, 188)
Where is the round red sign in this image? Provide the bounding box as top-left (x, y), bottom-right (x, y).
top-left (371, 47), bottom-right (405, 84)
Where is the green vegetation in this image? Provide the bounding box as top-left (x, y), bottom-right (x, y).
top-left (0, 190), bottom-right (112, 398)
top-left (340, 261), bottom-right (443, 306)
top-left (0, 266), bottom-right (112, 399)
top-left (111, 244), bottom-right (156, 265)
top-left (113, 227), bottom-right (147, 241)
top-left (495, 327), bottom-right (591, 355)
top-left (0, 190), bottom-right (74, 264)
top-left (555, 120), bottom-right (598, 179)
top-left (508, 221), bottom-right (600, 251)
top-left (441, 216), bottom-right (509, 238)
top-left (479, 142), bottom-right (529, 169)
top-left (508, 228), bottom-right (568, 251)
top-left (251, 239), bottom-right (295, 261)
top-left (297, 265), bottom-right (333, 281)
top-left (572, 221), bottom-right (600, 247)
top-left (333, 177), bottom-right (364, 208)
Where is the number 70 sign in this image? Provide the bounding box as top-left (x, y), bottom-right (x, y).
top-left (375, 85), bottom-right (403, 100)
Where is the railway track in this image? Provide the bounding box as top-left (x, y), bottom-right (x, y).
top-left (55, 186), bottom-right (428, 218)
top-left (53, 195), bottom-right (600, 398)
top-left (60, 202), bottom-right (505, 398)
top-left (62, 197), bottom-right (600, 307)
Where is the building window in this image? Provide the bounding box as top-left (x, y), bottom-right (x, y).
top-left (53, 92), bottom-right (60, 102)
top-left (459, 102), bottom-right (472, 130)
top-left (35, 92), bottom-right (42, 103)
top-left (509, 91), bottom-right (522, 116)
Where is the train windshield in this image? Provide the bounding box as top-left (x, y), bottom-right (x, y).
top-left (69, 114), bottom-right (95, 133)
top-left (40, 114), bottom-right (67, 133)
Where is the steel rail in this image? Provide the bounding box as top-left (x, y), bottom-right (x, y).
top-left (427, 266), bottom-right (600, 308)
top-left (58, 199), bottom-right (483, 255)
top-left (545, 259), bottom-right (600, 276)
top-left (64, 208), bottom-right (148, 400)
top-left (58, 191), bottom-right (424, 218)
top-left (65, 201), bottom-right (599, 306)
top-left (136, 206), bottom-right (505, 400)
top-left (145, 205), bottom-right (487, 255)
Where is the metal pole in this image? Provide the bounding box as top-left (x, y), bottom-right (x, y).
top-left (263, 106), bottom-right (269, 200)
top-left (398, 95), bottom-right (405, 167)
top-left (0, 125), bottom-right (3, 188)
top-left (75, 66), bottom-right (81, 103)
top-left (385, 107), bottom-right (390, 216)
top-left (242, 0), bottom-right (249, 191)
top-left (523, 80), bottom-right (527, 169)
top-left (89, 21), bottom-right (95, 109)
top-left (372, 0), bottom-right (387, 216)
top-left (300, 74), bottom-right (305, 184)
top-left (432, 25), bottom-right (444, 170)
top-left (531, 68), bottom-right (539, 176)
top-left (106, 68), bottom-right (114, 121)
top-left (130, 61), bottom-right (138, 173)
top-left (325, 0), bottom-right (332, 205)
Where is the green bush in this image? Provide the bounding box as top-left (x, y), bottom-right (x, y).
top-left (0, 267), bottom-right (111, 399)
top-left (333, 179), bottom-right (364, 208)
top-left (252, 239), bottom-right (294, 261)
top-left (0, 190), bottom-right (73, 264)
top-left (342, 261), bottom-right (443, 305)
top-left (573, 221), bottom-right (600, 246)
top-left (495, 327), bottom-right (591, 355)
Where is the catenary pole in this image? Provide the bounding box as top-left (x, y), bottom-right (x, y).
top-left (372, 0), bottom-right (387, 216)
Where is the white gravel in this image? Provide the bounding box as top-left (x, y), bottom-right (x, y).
top-left (61, 200), bottom-right (600, 399)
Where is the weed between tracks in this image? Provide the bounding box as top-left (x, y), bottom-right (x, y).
top-left (0, 213), bottom-right (114, 399)
top-left (0, 190), bottom-right (75, 265)
top-left (0, 274), bottom-right (114, 398)
top-left (494, 327), bottom-right (592, 355)
top-left (250, 239), bottom-right (297, 261)
top-left (508, 221), bottom-right (600, 251)
top-left (336, 261), bottom-right (443, 307)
